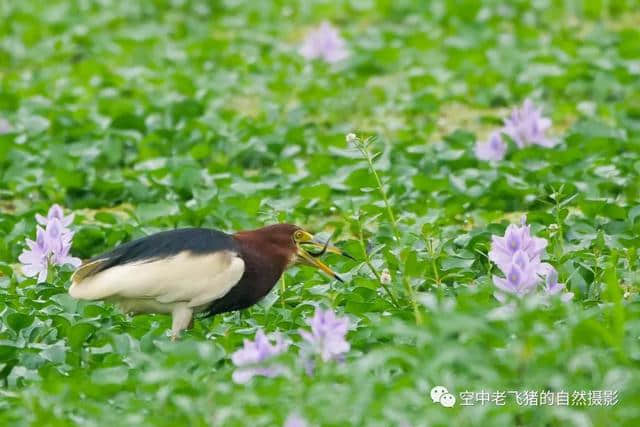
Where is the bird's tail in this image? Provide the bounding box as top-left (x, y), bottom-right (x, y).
top-left (69, 259), bottom-right (112, 300)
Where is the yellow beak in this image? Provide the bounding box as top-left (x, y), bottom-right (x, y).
top-left (295, 231), bottom-right (352, 282)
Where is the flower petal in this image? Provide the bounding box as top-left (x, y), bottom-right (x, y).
top-left (493, 275), bottom-right (517, 294)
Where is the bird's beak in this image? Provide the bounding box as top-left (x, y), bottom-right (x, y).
top-left (295, 231), bottom-right (351, 282)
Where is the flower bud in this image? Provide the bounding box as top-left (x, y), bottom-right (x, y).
top-left (380, 268), bottom-right (391, 285)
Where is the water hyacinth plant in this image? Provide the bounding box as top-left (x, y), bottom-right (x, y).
top-left (299, 21), bottom-right (349, 63)
top-left (18, 204), bottom-right (81, 282)
top-left (474, 131), bottom-right (507, 161)
top-left (35, 204), bottom-right (75, 229)
top-left (230, 308), bottom-right (349, 383)
top-left (489, 216), bottom-right (572, 302)
top-left (488, 216), bottom-right (548, 273)
top-left (18, 227), bottom-right (50, 283)
top-left (0, 117), bottom-right (11, 134)
top-left (541, 265), bottom-right (574, 302)
top-left (503, 99), bottom-right (555, 148)
top-left (300, 307), bottom-right (350, 363)
top-left (231, 330), bottom-right (290, 384)
top-left (475, 99), bottom-right (555, 161)
top-left (283, 413), bottom-right (308, 427)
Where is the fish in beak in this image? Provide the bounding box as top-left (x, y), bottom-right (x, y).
top-left (294, 230), bottom-right (353, 282)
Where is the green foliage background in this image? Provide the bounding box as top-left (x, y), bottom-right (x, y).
top-left (1, 0), bottom-right (640, 425)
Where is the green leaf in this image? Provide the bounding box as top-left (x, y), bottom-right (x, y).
top-left (440, 257), bottom-right (475, 271)
top-left (6, 312), bottom-right (34, 332)
top-left (67, 323), bottom-right (97, 350)
top-left (135, 200), bottom-right (179, 222)
top-left (403, 251), bottom-right (424, 278)
top-left (91, 366), bottom-right (129, 385)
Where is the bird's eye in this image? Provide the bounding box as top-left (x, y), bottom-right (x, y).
top-left (294, 230), bottom-right (304, 241)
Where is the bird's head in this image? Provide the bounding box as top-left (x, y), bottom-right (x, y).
top-left (234, 224), bottom-right (350, 282)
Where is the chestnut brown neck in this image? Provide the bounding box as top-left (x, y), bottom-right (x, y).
top-left (204, 224), bottom-right (300, 318)
top-left (234, 227), bottom-right (295, 269)
top-left (232, 224), bottom-right (299, 294)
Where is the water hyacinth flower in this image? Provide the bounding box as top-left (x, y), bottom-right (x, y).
top-left (0, 118), bottom-right (11, 134)
top-left (18, 227), bottom-right (50, 282)
top-left (36, 203), bottom-right (75, 229)
top-left (489, 216), bottom-right (571, 303)
top-left (46, 219), bottom-right (81, 267)
top-left (492, 252), bottom-right (540, 301)
top-left (299, 21), bottom-right (349, 63)
top-left (502, 99), bottom-right (555, 148)
top-left (284, 413), bottom-right (308, 427)
top-left (231, 330), bottom-right (289, 384)
top-left (541, 266), bottom-right (574, 302)
top-left (19, 204), bottom-right (81, 282)
top-left (488, 216), bottom-right (548, 273)
top-left (475, 99), bottom-right (556, 162)
top-left (45, 218), bottom-right (71, 248)
top-left (474, 131), bottom-right (507, 161)
top-left (300, 307), bottom-right (350, 363)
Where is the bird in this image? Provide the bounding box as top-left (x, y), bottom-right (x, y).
top-left (68, 224), bottom-right (349, 340)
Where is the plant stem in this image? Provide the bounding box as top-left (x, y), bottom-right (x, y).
top-left (402, 273), bottom-right (423, 324)
top-left (357, 220), bottom-right (400, 308)
top-left (428, 238), bottom-right (441, 287)
top-left (553, 188), bottom-right (565, 259)
top-left (355, 137), bottom-right (421, 324)
top-left (360, 148), bottom-right (401, 244)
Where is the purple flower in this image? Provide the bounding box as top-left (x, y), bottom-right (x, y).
top-left (502, 99), bottom-right (555, 148)
top-left (489, 216), bottom-right (574, 303)
top-left (19, 204), bottom-right (80, 282)
top-left (300, 308), bottom-right (350, 362)
top-left (45, 218), bottom-right (66, 245)
top-left (231, 330), bottom-right (289, 384)
top-left (489, 216), bottom-right (570, 303)
top-left (18, 227), bottom-right (50, 282)
top-left (284, 413), bottom-right (308, 427)
top-left (45, 218), bottom-right (80, 267)
top-left (36, 204), bottom-right (75, 229)
top-left (0, 118), bottom-right (11, 134)
top-left (489, 217), bottom-right (548, 273)
top-left (493, 251), bottom-right (540, 300)
top-left (299, 22), bottom-right (349, 63)
top-left (541, 266), bottom-right (574, 302)
top-left (474, 132), bottom-right (507, 161)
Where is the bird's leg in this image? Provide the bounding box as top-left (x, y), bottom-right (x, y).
top-left (170, 303), bottom-right (193, 341)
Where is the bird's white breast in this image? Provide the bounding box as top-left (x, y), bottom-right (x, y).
top-left (69, 250), bottom-right (245, 312)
